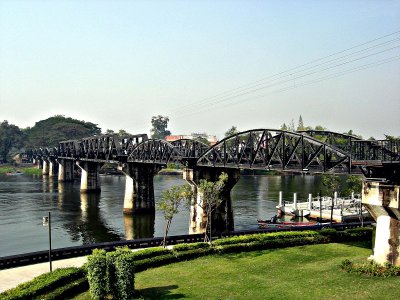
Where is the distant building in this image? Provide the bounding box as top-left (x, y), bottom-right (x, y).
top-left (165, 133), bottom-right (218, 146)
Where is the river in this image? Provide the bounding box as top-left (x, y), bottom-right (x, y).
top-left (0, 173), bottom-right (326, 257)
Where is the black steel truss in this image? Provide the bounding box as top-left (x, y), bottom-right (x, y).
top-left (127, 139), bottom-right (209, 166)
top-left (196, 129), bottom-right (352, 172)
top-left (26, 130), bottom-right (399, 176)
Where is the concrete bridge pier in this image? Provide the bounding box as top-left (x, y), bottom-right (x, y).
top-left (48, 159), bottom-right (58, 177)
top-left (362, 180), bottom-right (400, 265)
top-left (76, 161), bottom-right (101, 193)
top-left (118, 163), bottom-right (162, 214)
top-left (34, 158), bottom-right (43, 169)
top-left (42, 159), bottom-right (50, 176)
top-left (57, 159), bottom-right (75, 182)
top-left (183, 167), bottom-right (240, 235)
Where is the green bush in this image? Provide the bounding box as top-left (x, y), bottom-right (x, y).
top-left (114, 252), bottom-right (136, 300)
top-left (344, 227), bottom-right (373, 238)
top-left (86, 249), bottom-right (107, 300)
top-left (173, 242), bottom-right (210, 252)
top-left (319, 228), bottom-right (338, 237)
top-left (340, 259), bottom-right (400, 277)
top-left (0, 267), bottom-right (85, 300)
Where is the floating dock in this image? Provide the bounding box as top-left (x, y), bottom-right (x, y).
top-left (276, 191), bottom-right (370, 223)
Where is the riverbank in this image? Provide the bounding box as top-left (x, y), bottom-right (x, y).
top-left (0, 164), bottom-right (41, 175)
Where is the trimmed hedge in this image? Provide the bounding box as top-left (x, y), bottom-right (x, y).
top-left (0, 267), bottom-right (85, 300)
top-left (131, 246), bottom-right (171, 260)
top-left (38, 277), bottom-right (88, 300)
top-left (87, 247), bottom-right (136, 300)
top-left (114, 252), bottom-right (136, 300)
top-left (173, 242), bottom-right (210, 252)
top-left (213, 230), bottom-right (320, 246)
top-left (106, 247), bottom-right (132, 297)
top-left (134, 253), bottom-right (177, 272)
top-left (86, 249), bottom-right (107, 300)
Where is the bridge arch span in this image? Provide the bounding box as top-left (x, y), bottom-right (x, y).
top-left (127, 138), bottom-right (210, 166)
top-left (196, 129), bottom-right (351, 173)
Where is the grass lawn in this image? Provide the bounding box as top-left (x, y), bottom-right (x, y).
top-left (73, 242), bottom-right (399, 300)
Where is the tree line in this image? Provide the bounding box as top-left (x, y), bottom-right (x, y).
top-left (0, 115), bottom-right (102, 163)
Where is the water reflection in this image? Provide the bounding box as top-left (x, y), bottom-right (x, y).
top-left (62, 192), bottom-right (122, 245)
top-left (123, 213), bottom-right (155, 240)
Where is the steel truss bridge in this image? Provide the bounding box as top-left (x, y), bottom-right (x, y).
top-left (27, 129), bottom-right (400, 179)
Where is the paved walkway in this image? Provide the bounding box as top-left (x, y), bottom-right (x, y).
top-left (0, 256), bottom-right (87, 293)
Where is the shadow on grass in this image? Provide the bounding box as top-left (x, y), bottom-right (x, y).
top-left (135, 284), bottom-right (185, 299)
top-left (342, 241), bottom-right (372, 249)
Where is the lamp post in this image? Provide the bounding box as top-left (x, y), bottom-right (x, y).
top-left (43, 211), bottom-right (52, 272)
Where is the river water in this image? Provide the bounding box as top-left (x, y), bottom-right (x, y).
top-left (0, 173), bottom-right (325, 257)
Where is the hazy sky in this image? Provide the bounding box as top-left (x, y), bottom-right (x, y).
top-left (1, 0), bottom-right (399, 139)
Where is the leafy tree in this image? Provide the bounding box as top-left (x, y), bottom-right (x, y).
top-left (322, 174), bottom-right (341, 224)
top-left (343, 175), bottom-right (363, 197)
top-left (314, 125), bottom-right (327, 131)
top-left (150, 115), bottom-right (171, 139)
top-left (0, 120), bottom-right (24, 163)
top-left (322, 174), bottom-right (341, 197)
top-left (224, 126), bottom-right (239, 138)
top-left (25, 115), bottom-right (101, 147)
top-left (384, 135), bottom-right (400, 142)
top-left (117, 129), bottom-right (131, 137)
top-left (104, 129), bottom-right (115, 135)
top-left (195, 136), bottom-right (211, 146)
top-left (157, 184), bottom-right (192, 247)
top-left (280, 123), bottom-right (288, 131)
top-left (297, 115), bottom-right (305, 131)
top-left (198, 172), bottom-right (228, 243)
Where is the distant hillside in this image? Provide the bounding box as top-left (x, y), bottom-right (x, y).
top-left (24, 115), bottom-right (101, 148)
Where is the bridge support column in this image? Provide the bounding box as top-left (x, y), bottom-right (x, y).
top-left (42, 159), bottom-right (49, 176)
top-left (76, 161), bottom-right (101, 193)
top-left (362, 181), bottom-right (400, 265)
top-left (183, 167), bottom-right (240, 235)
top-left (49, 159), bottom-right (58, 177)
top-left (118, 163), bottom-right (162, 214)
top-left (58, 159), bottom-right (75, 182)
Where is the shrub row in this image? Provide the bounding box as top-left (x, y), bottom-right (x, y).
top-left (212, 230), bottom-right (321, 246)
top-left (172, 242), bottom-right (210, 252)
top-left (0, 267), bottom-right (85, 300)
top-left (341, 259), bottom-right (400, 277)
top-left (130, 246), bottom-right (171, 260)
top-left (38, 277), bottom-right (89, 300)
